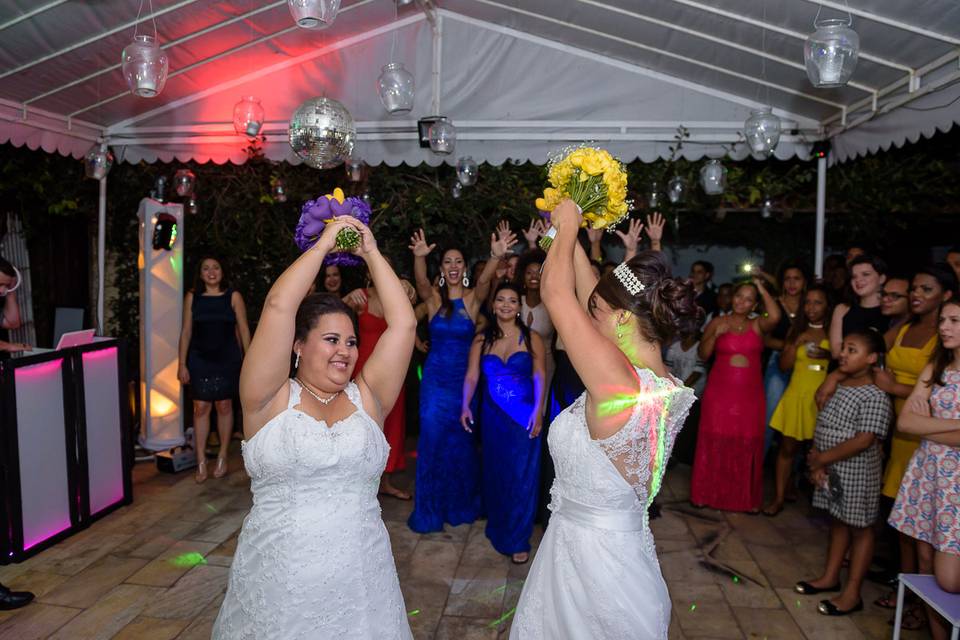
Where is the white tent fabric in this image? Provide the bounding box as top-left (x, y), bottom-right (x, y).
top-left (0, 0), bottom-right (958, 166)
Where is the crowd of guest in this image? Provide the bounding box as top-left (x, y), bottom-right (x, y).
top-left (165, 220), bottom-right (960, 635)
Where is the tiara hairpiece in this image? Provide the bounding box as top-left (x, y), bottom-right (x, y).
top-left (613, 262), bottom-right (645, 295)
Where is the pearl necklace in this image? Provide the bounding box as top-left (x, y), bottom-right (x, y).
top-left (295, 378), bottom-right (340, 405)
top-left (808, 322), bottom-right (825, 329)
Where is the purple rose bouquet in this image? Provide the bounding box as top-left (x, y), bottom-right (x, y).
top-left (294, 188), bottom-right (372, 267)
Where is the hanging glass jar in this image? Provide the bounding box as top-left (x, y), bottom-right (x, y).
top-left (83, 143), bottom-right (114, 180)
top-left (804, 18), bottom-right (859, 88)
top-left (287, 0), bottom-right (341, 29)
top-left (744, 108), bottom-right (781, 158)
top-left (456, 156), bottom-right (478, 186)
top-left (667, 176), bottom-right (686, 204)
top-left (377, 63), bottom-right (415, 114)
top-left (428, 117), bottom-right (456, 155)
top-left (174, 169), bottom-right (196, 197)
top-left (271, 178), bottom-right (288, 203)
top-left (699, 160), bottom-right (727, 195)
top-left (121, 35), bottom-right (169, 98)
top-left (233, 96), bottom-right (265, 137)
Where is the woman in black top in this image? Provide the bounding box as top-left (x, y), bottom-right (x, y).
top-left (762, 265), bottom-right (806, 457)
top-left (178, 257), bottom-right (251, 482)
top-left (829, 255), bottom-right (889, 359)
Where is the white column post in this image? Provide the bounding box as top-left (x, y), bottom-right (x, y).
top-left (814, 155), bottom-right (827, 279)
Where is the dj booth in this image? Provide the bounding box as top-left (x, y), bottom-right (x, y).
top-left (0, 339), bottom-right (132, 563)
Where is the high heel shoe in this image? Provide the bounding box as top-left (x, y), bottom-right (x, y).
top-left (195, 459), bottom-right (208, 484)
top-left (213, 457), bottom-right (228, 479)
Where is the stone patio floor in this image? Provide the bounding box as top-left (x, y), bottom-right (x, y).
top-left (0, 443), bottom-right (933, 639)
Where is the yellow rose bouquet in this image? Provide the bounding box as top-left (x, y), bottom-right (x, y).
top-left (534, 147), bottom-right (630, 250)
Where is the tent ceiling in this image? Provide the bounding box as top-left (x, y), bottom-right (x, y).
top-left (0, 0), bottom-right (958, 164)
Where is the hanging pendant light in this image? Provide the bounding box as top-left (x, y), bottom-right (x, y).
top-left (187, 196), bottom-right (199, 215)
top-left (699, 160), bottom-right (727, 195)
top-left (288, 0), bottom-right (340, 29)
top-left (121, 34), bottom-right (169, 97)
top-left (456, 156), bottom-right (478, 186)
top-left (647, 181), bottom-right (661, 209)
top-left (667, 176), bottom-right (686, 204)
top-left (83, 143), bottom-right (114, 180)
top-left (804, 16), bottom-right (859, 88)
top-left (233, 96), bottom-right (265, 137)
top-left (428, 117), bottom-right (456, 155)
top-left (377, 63), bottom-right (415, 114)
top-left (174, 169), bottom-right (196, 197)
top-left (451, 181), bottom-right (463, 199)
top-left (760, 196), bottom-right (774, 219)
top-left (346, 158), bottom-right (364, 182)
top-left (271, 178), bottom-right (288, 203)
top-left (744, 107), bottom-right (781, 158)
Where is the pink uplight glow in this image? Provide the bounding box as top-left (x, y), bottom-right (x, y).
top-left (82, 346), bottom-right (118, 363)
top-left (14, 358), bottom-right (63, 380)
top-left (24, 520), bottom-right (72, 551)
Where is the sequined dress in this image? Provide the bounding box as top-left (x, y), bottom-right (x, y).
top-left (511, 367), bottom-right (695, 639)
top-left (212, 380), bottom-right (412, 640)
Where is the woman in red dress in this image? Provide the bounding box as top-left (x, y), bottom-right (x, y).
top-left (692, 278), bottom-right (781, 512)
top-left (345, 279), bottom-right (418, 499)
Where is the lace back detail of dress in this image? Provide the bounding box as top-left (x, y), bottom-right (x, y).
top-left (595, 368), bottom-right (696, 506)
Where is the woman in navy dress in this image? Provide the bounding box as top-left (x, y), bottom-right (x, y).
top-left (178, 257), bottom-right (251, 482)
top-left (407, 226), bottom-right (517, 533)
top-left (461, 282), bottom-right (546, 564)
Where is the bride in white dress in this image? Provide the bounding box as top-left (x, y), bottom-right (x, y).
top-left (213, 217), bottom-right (415, 639)
top-left (511, 200), bottom-right (701, 639)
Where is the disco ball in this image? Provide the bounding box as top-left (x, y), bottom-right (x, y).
top-left (288, 97), bottom-right (355, 169)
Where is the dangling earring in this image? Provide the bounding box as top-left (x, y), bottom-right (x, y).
top-left (616, 323), bottom-right (624, 341)
top-left (462, 275), bottom-right (470, 287)
top-left (294, 351), bottom-right (301, 370)
top-left (439, 275), bottom-right (445, 287)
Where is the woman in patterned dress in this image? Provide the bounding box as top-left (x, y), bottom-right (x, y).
top-left (795, 330), bottom-right (892, 617)
top-left (890, 298), bottom-right (960, 640)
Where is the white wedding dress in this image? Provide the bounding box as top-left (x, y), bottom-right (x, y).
top-left (212, 379), bottom-right (413, 640)
top-left (511, 367), bottom-right (694, 640)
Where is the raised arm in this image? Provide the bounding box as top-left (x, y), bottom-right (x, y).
top-left (177, 292), bottom-right (194, 385)
top-left (460, 336), bottom-right (484, 432)
top-left (829, 304), bottom-right (849, 359)
top-left (232, 292), bottom-right (252, 354)
top-left (755, 279), bottom-right (782, 333)
top-left (474, 221), bottom-right (517, 305)
top-left (644, 212), bottom-right (664, 253)
top-left (572, 238), bottom-right (600, 309)
top-left (541, 200), bottom-right (639, 439)
top-left (355, 224), bottom-right (417, 419)
top-left (614, 218), bottom-right (644, 262)
top-left (240, 219), bottom-right (352, 427)
top-left (408, 228), bottom-right (437, 304)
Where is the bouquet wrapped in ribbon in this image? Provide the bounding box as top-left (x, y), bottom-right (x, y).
top-left (294, 188), bottom-right (371, 266)
top-left (534, 147), bottom-right (630, 250)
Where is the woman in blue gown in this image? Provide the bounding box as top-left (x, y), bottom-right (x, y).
top-left (461, 282), bottom-right (546, 563)
top-left (407, 226), bottom-right (517, 533)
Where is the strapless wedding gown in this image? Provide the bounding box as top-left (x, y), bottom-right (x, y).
top-left (511, 367), bottom-right (695, 640)
top-left (212, 379), bottom-right (412, 640)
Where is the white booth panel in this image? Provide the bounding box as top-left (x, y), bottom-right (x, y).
top-left (14, 359), bottom-right (71, 549)
top-left (82, 347), bottom-right (124, 515)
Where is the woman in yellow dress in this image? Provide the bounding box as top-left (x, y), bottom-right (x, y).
top-left (763, 285), bottom-right (831, 516)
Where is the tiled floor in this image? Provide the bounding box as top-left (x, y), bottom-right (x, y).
top-left (0, 446), bottom-right (933, 639)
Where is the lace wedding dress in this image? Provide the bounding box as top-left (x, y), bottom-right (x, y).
top-left (511, 367), bottom-right (695, 640)
top-left (212, 380), bottom-right (413, 640)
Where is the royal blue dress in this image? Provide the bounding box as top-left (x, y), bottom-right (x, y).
top-left (408, 298), bottom-right (481, 533)
top-left (480, 351), bottom-right (541, 554)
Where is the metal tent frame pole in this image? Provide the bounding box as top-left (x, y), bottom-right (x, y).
top-left (97, 176), bottom-right (106, 335)
top-left (815, 156), bottom-right (827, 280)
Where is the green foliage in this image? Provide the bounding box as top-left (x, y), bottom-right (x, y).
top-left (1, 129), bottom-right (960, 357)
